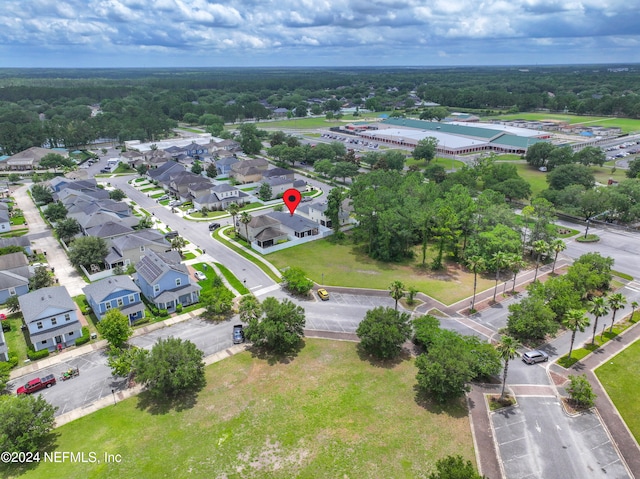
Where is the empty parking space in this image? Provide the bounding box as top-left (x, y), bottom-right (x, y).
top-left (492, 397), bottom-right (629, 479)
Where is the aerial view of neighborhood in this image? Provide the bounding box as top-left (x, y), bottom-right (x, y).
top-left (2, 3), bottom-right (640, 478)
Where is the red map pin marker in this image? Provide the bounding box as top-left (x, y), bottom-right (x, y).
top-left (283, 188), bottom-right (302, 216)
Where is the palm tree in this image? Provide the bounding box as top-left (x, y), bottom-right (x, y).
top-left (171, 236), bottom-right (186, 255)
top-left (496, 335), bottom-right (521, 400)
top-left (239, 211), bottom-right (252, 248)
top-left (607, 293), bottom-right (627, 334)
top-left (507, 254), bottom-right (526, 294)
top-left (549, 239), bottom-right (566, 274)
top-left (227, 202), bottom-right (240, 233)
top-left (491, 251), bottom-right (509, 302)
top-left (467, 255), bottom-right (486, 312)
top-left (632, 301), bottom-right (639, 320)
top-left (389, 280), bottom-right (405, 311)
top-left (532, 239), bottom-right (549, 282)
top-left (562, 309), bottom-right (590, 360)
top-left (588, 296), bottom-right (610, 345)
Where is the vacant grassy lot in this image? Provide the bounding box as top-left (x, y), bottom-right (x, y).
top-left (266, 237), bottom-right (494, 305)
top-left (596, 337), bottom-right (640, 443)
top-left (5, 340), bottom-right (474, 479)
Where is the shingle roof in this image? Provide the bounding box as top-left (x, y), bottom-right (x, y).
top-left (0, 252), bottom-right (28, 270)
top-left (135, 250), bottom-right (187, 284)
top-left (19, 286), bottom-right (75, 323)
top-left (83, 275), bottom-right (141, 303)
top-left (0, 270), bottom-right (29, 290)
top-left (84, 221), bottom-right (135, 238)
top-left (267, 211), bottom-right (319, 233)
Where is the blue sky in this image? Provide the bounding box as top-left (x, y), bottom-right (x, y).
top-left (1, 0), bottom-right (639, 68)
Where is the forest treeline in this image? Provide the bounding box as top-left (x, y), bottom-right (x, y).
top-left (1, 65), bottom-right (640, 154)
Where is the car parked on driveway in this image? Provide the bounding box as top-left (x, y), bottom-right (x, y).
top-left (522, 350), bottom-right (549, 364)
top-left (194, 271), bottom-right (206, 281)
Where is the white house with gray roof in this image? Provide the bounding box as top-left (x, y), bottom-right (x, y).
top-left (19, 286), bottom-right (82, 352)
top-left (83, 275), bottom-right (145, 323)
top-left (193, 184), bottom-right (249, 211)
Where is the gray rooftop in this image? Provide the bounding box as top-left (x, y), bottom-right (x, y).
top-left (83, 275), bottom-right (141, 303)
top-left (19, 286), bottom-right (75, 324)
top-left (267, 211), bottom-right (319, 233)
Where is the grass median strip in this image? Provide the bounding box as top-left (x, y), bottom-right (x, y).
top-left (214, 262), bottom-right (250, 295)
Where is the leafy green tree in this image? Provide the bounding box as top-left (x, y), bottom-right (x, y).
top-left (109, 188), bottom-right (126, 201)
top-left (626, 157), bottom-right (640, 179)
top-left (269, 130), bottom-right (287, 146)
top-left (415, 330), bottom-right (474, 403)
top-left (388, 280), bottom-right (405, 311)
top-left (30, 184), bottom-right (53, 205)
top-left (563, 309), bottom-right (590, 360)
top-left (136, 216), bottom-right (153, 230)
top-left (332, 161), bottom-right (359, 183)
top-left (546, 145), bottom-right (575, 170)
top-left (98, 308), bottom-right (133, 348)
top-left (547, 164), bottom-right (595, 190)
top-left (428, 454), bottom-right (484, 479)
top-left (39, 153), bottom-right (75, 172)
top-left (431, 203), bottom-right (459, 270)
top-left (506, 253), bottom-right (526, 294)
top-left (29, 266), bottom-right (54, 290)
top-left (206, 162), bottom-right (218, 178)
top-left (170, 236), bottom-right (186, 255)
top-left (466, 255), bottom-right (486, 311)
top-left (68, 236), bottom-right (108, 269)
top-left (258, 182), bottom-right (272, 201)
top-left (412, 137), bottom-right (438, 164)
top-left (314, 158), bottom-right (334, 177)
top-left (136, 163), bottom-right (148, 176)
top-left (0, 362), bottom-right (10, 391)
top-left (412, 314), bottom-right (440, 349)
top-left (507, 296), bottom-right (557, 342)
top-left (356, 307), bottom-right (412, 359)
top-left (606, 292), bottom-right (626, 334)
top-left (571, 253), bottom-right (614, 294)
top-left (281, 267), bottom-right (314, 295)
top-left (7, 173), bottom-right (21, 183)
top-left (496, 335), bottom-right (521, 399)
top-left (525, 142), bottom-right (555, 168)
top-left (587, 296), bottom-right (610, 345)
top-left (203, 115), bottom-right (225, 136)
top-left (325, 187), bottom-right (345, 235)
top-left (107, 345), bottom-right (143, 378)
top-left (465, 335), bottom-right (501, 380)
top-left (43, 201), bottom-right (67, 222)
top-left (238, 295), bottom-right (262, 323)
top-left (200, 286), bottom-right (234, 320)
top-left (527, 275), bottom-right (582, 321)
top-left (5, 294), bottom-right (20, 312)
top-left (191, 162), bottom-right (203, 175)
top-left (424, 163), bottom-right (447, 183)
top-left (575, 146), bottom-right (605, 167)
top-left (567, 374), bottom-right (596, 408)
top-left (244, 297), bottom-right (306, 355)
top-left (238, 123), bottom-right (263, 155)
top-left (0, 395), bottom-right (57, 453)
top-left (134, 337), bottom-right (205, 398)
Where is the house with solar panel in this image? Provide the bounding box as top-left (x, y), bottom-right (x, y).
top-left (134, 250), bottom-right (201, 312)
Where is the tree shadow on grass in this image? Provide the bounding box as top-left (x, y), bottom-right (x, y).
top-left (0, 430), bottom-right (60, 476)
top-left (246, 338), bottom-right (305, 366)
top-left (135, 379), bottom-right (205, 415)
top-left (355, 343), bottom-right (412, 369)
top-left (412, 385), bottom-right (468, 418)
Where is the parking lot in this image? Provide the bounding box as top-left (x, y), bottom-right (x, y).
top-left (492, 396), bottom-right (629, 479)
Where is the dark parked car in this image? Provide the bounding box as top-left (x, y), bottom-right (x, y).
top-left (522, 350), bottom-right (549, 365)
top-left (165, 231), bottom-right (179, 239)
top-left (233, 324), bottom-right (245, 344)
top-left (208, 222), bottom-right (221, 231)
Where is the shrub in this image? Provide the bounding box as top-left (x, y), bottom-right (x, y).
top-left (1, 321), bottom-right (10, 333)
top-left (176, 304), bottom-right (183, 313)
top-left (8, 352), bottom-right (18, 368)
top-left (159, 309), bottom-right (169, 317)
top-left (75, 326), bottom-right (91, 346)
top-left (567, 374), bottom-right (597, 408)
top-left (27, 348), bottom-right (50, 361)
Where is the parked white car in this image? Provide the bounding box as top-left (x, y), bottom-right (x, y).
top-left (194, 271), bottom-right (206, 281)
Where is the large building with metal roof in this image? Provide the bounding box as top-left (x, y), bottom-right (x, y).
top-left (353, 117), bottom-right (549, 155)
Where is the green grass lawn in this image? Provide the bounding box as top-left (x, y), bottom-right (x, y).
top-left (3, 314), bottom-right (29, 364)
top-left (596, 336), bottom-right (640, 443)
top-left (3, 339), bottom-right (474, 479)
top-left (214, 262), bottom-right (250, 295)
top-left (491, 113), bottom-right (640, 134)
top-left (266, 237), bottom-right (494, 305)
top-left (10, 216), bottom-right (25, 225)
top-left (514, 163), bottom-right (549, 197)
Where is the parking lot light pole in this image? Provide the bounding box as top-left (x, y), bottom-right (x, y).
top-left (112, 389), bottom-right (116, 405)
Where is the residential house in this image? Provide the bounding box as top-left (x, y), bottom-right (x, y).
top-left (193, 184), bottom-right (249, 211)
top-left (243, 215), bottom-right (287, 248)
top-left (4, 147), bottom-right (69, 171)
top-left (83, 275), bottom-right (145, 323)
top-left (84, 221), bottom-right (136, 240)
top-left (0, 328), bottom-right (7, 362)
top-left (214, 156), bottom-right (239, 176)
top-left (0, 252), bottom-right (31, 304)
top-left (104, 229), bottom-right (171, 269)
top-left (134, 250), bottom-right (201, 312)
top-left (0, 209), bottom-right (10, 233)
top-left (146, 161), bottom-right (185, 184)
top-left (262, 167), bottom-right (295, 181)
top-left (297, 199), bottom-right (353, 228)
top-left (168, 172), bottom-right (212, 201)
top-left (213, 139), bottom-right (240, 152)
top-left (261, 177), bottom-right (306, 199)
top-left (19, 286), bottom-right (83, 352)
top-left (230, 158), bottom-right (269, 184)
top-left (0, 237), bottom-right (32, 255)
top-left (267, 212), bottom-right (320, 238)
top-left (68, 210), bottom-right (139, 236)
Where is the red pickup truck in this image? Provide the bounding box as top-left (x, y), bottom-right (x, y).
top-left (16, 374), bottom-right (57, 395)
